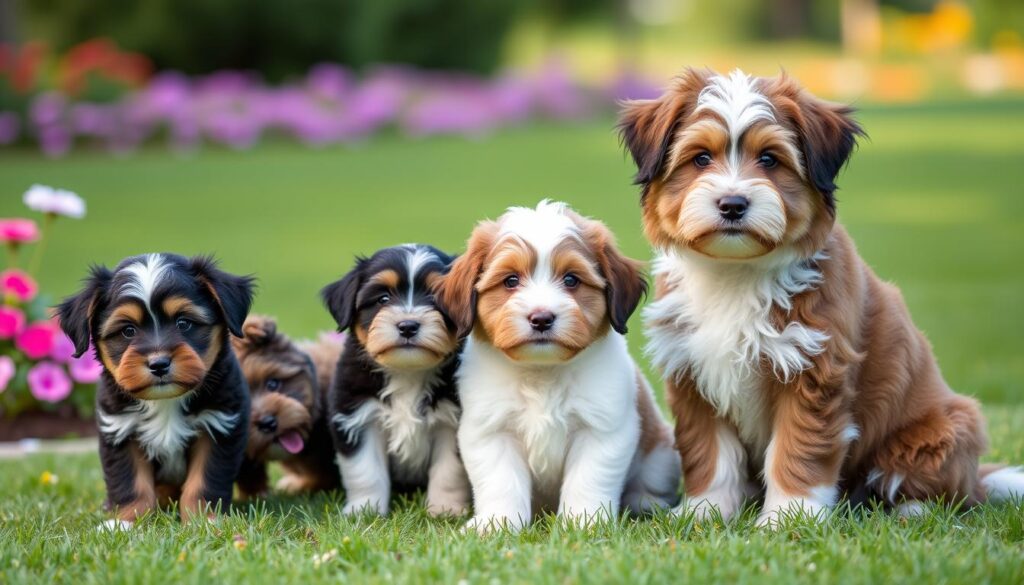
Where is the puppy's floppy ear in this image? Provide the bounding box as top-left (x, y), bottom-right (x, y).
top-left (764, 73), bottom-right (865, 213)
top-left (232, 314), bottom-right (278, 356)
top-left (582, 220), bottom-right (647, 335)
top-left (321, 258), bottom-right (367, 332)
top-left (57, 265), bottom-right (113, 358)
top-left (618, 67), bottom-right (710, 192)
top-left (435, 221), bottom-right (498, 339)
top-left (190, 256), bottom-right (256, 338)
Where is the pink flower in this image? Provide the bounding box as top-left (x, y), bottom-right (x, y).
top-left (50, 333), bottom-right (77, 363)
top-left (23, 184), bottom-right (86, 219)
top-left (0, 306), bottom-right (26, 339)
top-left (0, 269), bottom-right (37, 302)
top-left (16, 322), bottom-right (57, 360)
top-left (27, 361), bottom-right (72, 402)
top-left (0, 356), bottom-right (15, 392)
top-left (69, 350), bottom-right (103, 383)
top-left (0, 218), bottom-right (39, 243)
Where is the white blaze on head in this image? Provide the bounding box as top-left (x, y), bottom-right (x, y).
top-left (401, 244), bottom-right (436, 309)
top-left (694, 69), bottom-right (776, 174)
top-left (499, 200), bottom-right (580, 308)
top-left (120, 253), bottom-right (169, 322)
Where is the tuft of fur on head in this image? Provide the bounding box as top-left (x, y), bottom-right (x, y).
top-left (232, 315), bottom-right (319, 459)
top-left (321, 245), bottom-right (459, 371)
top-left (437, 200), bottom-right (646, 365)
top-left (618, 68), bottom-right (864, 261)
top-left (56, 253), bottom-right (255, 401)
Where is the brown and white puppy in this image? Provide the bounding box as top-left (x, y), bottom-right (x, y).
top-left (232, 315), bottom-right (342, 498)
top-left (57, 253), bottom-right (254, 528)
top-left (619, 68), bottom-right (1024, 526)
top-left (437, 201), bottom-right (680, 533)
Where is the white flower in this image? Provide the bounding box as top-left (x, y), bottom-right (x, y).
top-left (23, 184), bottom-right (86, 219)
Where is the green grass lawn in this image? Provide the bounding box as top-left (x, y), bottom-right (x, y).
top-left (1, 99), bottom-right (1023, 583)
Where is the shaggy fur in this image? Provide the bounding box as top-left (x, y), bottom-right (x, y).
top-left (619, 68), bottom-right (1024, 526)
top-left (437, 201), bottom-right (680, 534)
top-left (321, 244), bottom-right (469, 517)
top-left (232, 315), bottom-right (343, 498)
top-left (57, 253), bottom-right (253, 525)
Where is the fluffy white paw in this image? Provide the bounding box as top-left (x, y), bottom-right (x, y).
top-left (756, 497), bottom-right (832, 528)
top-left (673, 495), bottom-right (740, 523)
top-left (895, 500), bottom-right (930, 518)
top-left (275, 474), bottom-right (310, 496)
top-left (462, 514), bottom-right (524, 535)
top-left (342, 498), bottom-right (387, 517)
top-left (97, 519), bottom-right (134, 532)
top-left (426, 494), bottom-right (469, 517)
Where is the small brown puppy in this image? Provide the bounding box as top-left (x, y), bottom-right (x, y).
top-left (232, 315), bottom-right (343, 497)
top-left (619, 68), bottom-right (1024, 526)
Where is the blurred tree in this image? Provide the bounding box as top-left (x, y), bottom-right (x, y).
top-left (18, 0), bottom-right (522, 78)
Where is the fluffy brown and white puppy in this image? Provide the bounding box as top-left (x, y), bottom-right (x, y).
top-left (437, 201), bottom-right (680, 533)
top-left (322, 244), bottom-right (469, 516)
top-left (619, 68), bottom-right (1024, 526)
top-left (57, 253), bottom-right (254, 528)
top-left (232, 315), bottom-right (343, 498)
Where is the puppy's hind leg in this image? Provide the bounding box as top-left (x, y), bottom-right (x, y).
top-left (622, 440), bottom-right (682, 514)
top-left (425, 424), bottom-right (470, 517)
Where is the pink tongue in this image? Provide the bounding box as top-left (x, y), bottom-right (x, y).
top-left (278, 432), bottom-right (304, 454)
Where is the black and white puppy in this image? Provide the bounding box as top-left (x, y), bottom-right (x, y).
top-left (57, 253), bottom-right (254, 527)
top-left (321, 244), bottom-right (469, 516)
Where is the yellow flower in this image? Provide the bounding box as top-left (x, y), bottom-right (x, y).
top-left (39, 471), bottom-right (58, 486)
top-left (232, 535), bottom-right (248, 551)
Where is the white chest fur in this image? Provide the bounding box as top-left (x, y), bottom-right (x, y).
top-left (459, 334), bottom-right (637, 496)
top-left (645, 251), bottom-right (829, 451)
top-left (98, 398), bottom-right (238, 484)
top-left (380, 370), bottom-right (457, 478)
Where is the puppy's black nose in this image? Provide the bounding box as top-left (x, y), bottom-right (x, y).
top-left (529, 311), bottom-right (556, 332)
top-left (256, 415), bottom-right (278, 433)
top-left (148, 356), bottom-right (172, 378)
top-left (397, 320), bottom-right (420, 338)
top-left (718, 195), bottom-right (749, 221)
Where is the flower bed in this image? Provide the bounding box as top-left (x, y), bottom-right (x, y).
top-left (0, 39), bottom-right (661, 157)
top-left (0, 185), bottom-right (103, 437)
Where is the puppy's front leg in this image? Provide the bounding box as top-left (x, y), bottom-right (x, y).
top-left (460, 430), bottom-right (531, 534)
top-left (671, 380), bottom-right (749, 522)
top-left (757, 383), bottom-right (849, 528)
top-left (558, 429), bottom-right (636, 525)
top-left (425, 424), bottom-right (470, 517)
top-left (335, 417), bottom-right (391, 516)
top-left (100, 438), bottom-right (156, 527)
top-left (181, 429), bottom-right (242, 521)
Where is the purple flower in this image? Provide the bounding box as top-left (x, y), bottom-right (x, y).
top-left (69, 350), bottom-right (103, 384)
top-left (27, 361), bottom-right (72, 403)
top-left (29, 92), bottom-right (67, 127)
top-left (0, 112), bottom-right (20, 145)
top-left (50, 333), bottom-right (77, 363)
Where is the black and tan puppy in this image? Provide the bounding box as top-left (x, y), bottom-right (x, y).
top-left (232, 315), bottom-right (343, 498)
top-left (57, 253), bottom-right (254, 527)
top-left (322, 244), bottom-right (469, 516)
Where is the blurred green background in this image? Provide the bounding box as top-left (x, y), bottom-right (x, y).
top-left (1, 0), bottom-right (1023, 406)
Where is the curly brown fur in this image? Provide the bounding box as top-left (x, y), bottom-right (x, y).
top-left (232, 315), bottom-right (341, 498)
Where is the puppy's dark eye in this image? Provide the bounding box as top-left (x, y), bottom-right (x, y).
top-left (121, 326), bottom-right (137, 339)
top-left (265, 378), bottom-right (281, 391)
top-left (562, 274), bottom-right (580, 288)
top-left (504, 275), bottom-right (520, 289)
top-left (176, 318), bottom-right (193, 332)
top-left (378, 294), bottom-right (390, 305)
top-left (694, 152), bottom-right (712, 168)
top-left (758, 153), bottom-right (778, 168)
